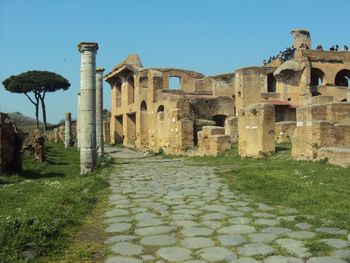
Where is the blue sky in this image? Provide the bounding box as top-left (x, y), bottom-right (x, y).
top-left (0, 0), bottom-right (349, 123)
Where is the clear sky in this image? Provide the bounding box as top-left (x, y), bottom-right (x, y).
top-left (0, 0), bottom-right (349, 123)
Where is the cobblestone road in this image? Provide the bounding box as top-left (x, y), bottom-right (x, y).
top-left (104, 147), bottom-right (349, 263)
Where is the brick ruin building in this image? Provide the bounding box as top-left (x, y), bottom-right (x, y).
top-left (104, 29), bottom-right (349, 165)
top-left (105, 55), bottom-right (236, 155)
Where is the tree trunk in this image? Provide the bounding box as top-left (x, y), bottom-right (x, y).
top-left (39, 93), bottom-right (47, 131)
top-left (24, 92), bottom-right (40, 130)
top-left (35, 103), bottom-right (39, 130)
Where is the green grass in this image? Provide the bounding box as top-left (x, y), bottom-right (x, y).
top-left (192, 144), bottom-right (350, 230)
top-left (0, 143), bottom-right (109, 262)
top-left (305, 239), bottom-right (333, 256)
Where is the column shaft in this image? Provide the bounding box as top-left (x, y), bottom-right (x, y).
top-left (78, 42), bottom-right (98, 174)
top-left (64, 112), bottom-right (72, 148)
top-left (96, 67), bottom-right (105, 156)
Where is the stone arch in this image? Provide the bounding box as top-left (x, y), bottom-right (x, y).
top-left (334, 69), bottom-right (350, 87)
top-left (310, 68), bottom-right (325, 86)
top-left (212, 114), bottom-right (227, 127)
top-left (156, 105), bottom-right (165, 121)
top-left (139, 100), bottom-right (148, 146)
top-left (140, 100), bottom-right (147, 111)
top-left (267, 73), bottom-right (277, 92)
top-left (127, 75), bottom-right (135, 104)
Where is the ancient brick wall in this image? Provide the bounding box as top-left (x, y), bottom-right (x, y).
top-left (292, 102), bottom-right (350, 167)
top-left (0, 113), bottom-right (22, 174)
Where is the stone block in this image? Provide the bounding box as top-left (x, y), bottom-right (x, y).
top-left (209, 135), bottom-right (231, 156)
top-left (318, 147), bottom-right (350, 168)
top-left (238, 103), bottom-right (275, 158)
top-left (275, 121), bottom-right (296, 144)
top-left (310, 95), bottom-right (334, 105)
top-left (225, 116), bottom-right (238, 143)
top-left (202, 126), bottom-right (225, 137)
top-left (198, 128), bottom-right (231, 156)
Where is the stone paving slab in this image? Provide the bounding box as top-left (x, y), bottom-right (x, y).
top-left (103, 147), bottom-right (349, 263)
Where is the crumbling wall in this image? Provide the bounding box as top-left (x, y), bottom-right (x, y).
top-left (190, 96), bottom-right (234, 121)
top-left (0, 113), bottom-right (22, 174)
top-left (292, 102), bottom-right (350, 167)
top-left (238, 103), bottom-right (275, 158)
top-left (194, 73), bottom-right (235, 96)
top-left (307, 95), bottom-right (334, 105)
top-left (198, 126), bottom-right (231, 156)
top-left (225, 116), bottom-right (238, 143)
top-left (162, 69), bottom-right (204, 92)
top-left (234, 67), bottom-right (275, 113)
top-left (46, 123), bottom-right (77, 144)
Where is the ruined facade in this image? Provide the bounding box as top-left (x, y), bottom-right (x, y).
top-left (105, 55), bottom-right (235, 155)
top-left (234, 29), bottom-right (350, 163)
top-left (104, 29), bottom-right (350, 163)
top-left (235, 29), bottom-right (349, 120)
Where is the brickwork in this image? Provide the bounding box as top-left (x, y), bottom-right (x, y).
top-left (105, 54), bottom-right (235, 155)
top-left (292, 102), bottom-right (350, 167)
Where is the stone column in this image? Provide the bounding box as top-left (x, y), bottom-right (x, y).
top-left (64, 112), bottom-right (72, 148)
top-left (76, 93), bottom-right (81, 149)
top-left (96, 67), bottom-right (105, 156)
top-left (78, 42), bottom-right (98, 174)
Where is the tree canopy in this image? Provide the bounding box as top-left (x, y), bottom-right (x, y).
top-left (3, 70), bottom-right (70, 94)
top-left (2, 70), bottom-right (71, 130)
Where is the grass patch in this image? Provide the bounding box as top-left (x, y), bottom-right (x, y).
top-left (0, 143), bottom-right (109, 262)
top-left (191, 144), bottom-right (350, 230)
top-left (305, 239), bottom-right (333, 256)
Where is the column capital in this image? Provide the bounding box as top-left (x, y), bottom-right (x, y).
top-left (96, 67), bottom-right (105, 73)
top-left (77, 42), bottom-right (99, 53)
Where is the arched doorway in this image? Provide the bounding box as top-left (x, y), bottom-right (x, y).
top-left (212, 114), bottom-right (227, 127)
top-left (140, 101), bottom-right (149, 146)
top-left (310, 68), bottom-right (325, 86)
top-left (335, 69), bottom-right (350, 87)
top-left (267, 73), bottom-right (277, 92)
